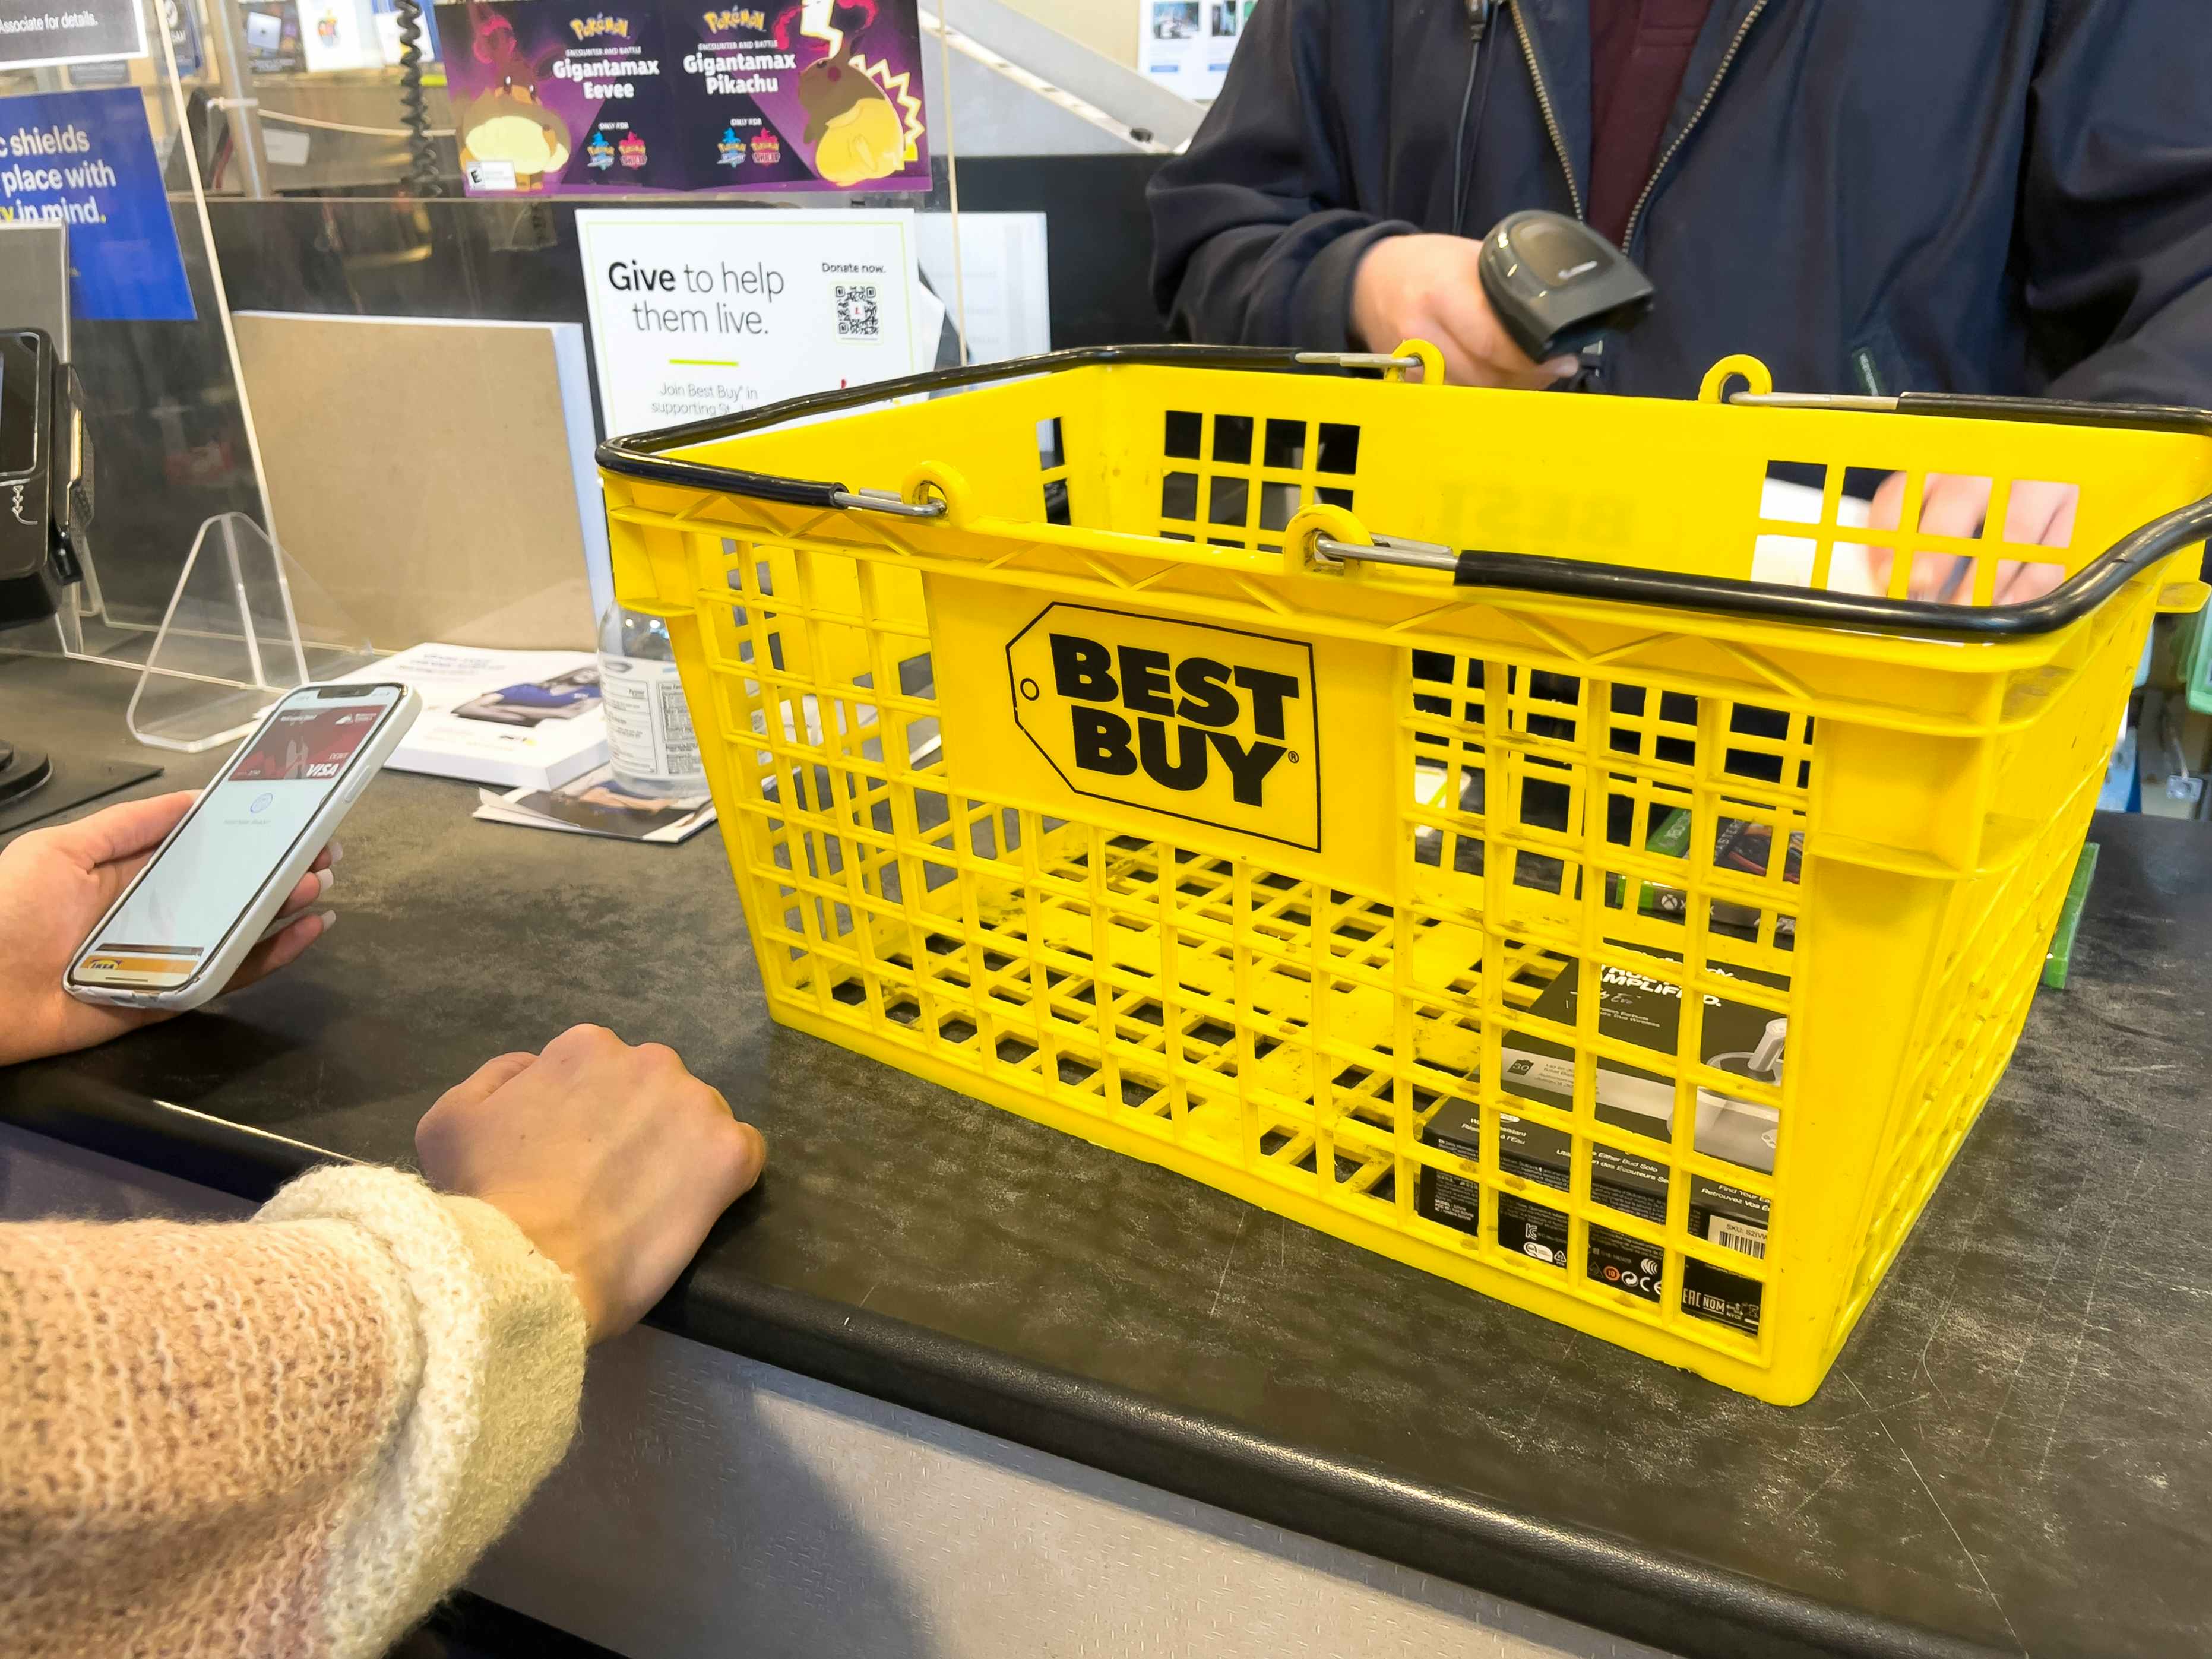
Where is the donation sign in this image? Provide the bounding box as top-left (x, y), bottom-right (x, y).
top-left (576, 207), bottom-right (925, 439)
top-left (0, 87), bottom-right (194, 321)
top-left (0, 0), bottom-right (146, 69)
top-left (437, 0), bottom-right (929, 198)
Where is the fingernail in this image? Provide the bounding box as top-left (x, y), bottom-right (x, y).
top-left (1543, 357), bottom-right (1580, 379)
top-left (317, 908), bottom-right (338, 932)
top-left (315, 868), bottom-right (336, 898)
top-left (328, 840), bottom-right (344, 865)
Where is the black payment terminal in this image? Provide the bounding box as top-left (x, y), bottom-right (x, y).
top-left (0, 328), bottom-right (93, 628)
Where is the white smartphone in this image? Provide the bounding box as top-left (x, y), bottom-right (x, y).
top-left (64, 682), bottom-right (420, 1012)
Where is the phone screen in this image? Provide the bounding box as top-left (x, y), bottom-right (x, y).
top-left (69, 685), bottom-right (403, 992)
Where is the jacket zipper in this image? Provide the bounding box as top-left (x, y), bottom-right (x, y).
top-left (1620, 0), bottom-right (1769, 252)
top-left (1509, 0), bottom-right (1583, 221)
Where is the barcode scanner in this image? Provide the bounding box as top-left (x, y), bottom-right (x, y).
top-left (1476, 210), bottom-right (1656, 365)
top-left (1450, 10), bottom-right (1653, 368)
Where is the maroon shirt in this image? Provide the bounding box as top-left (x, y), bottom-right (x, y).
top-left (1588, 0), bottom-right (1715, 246)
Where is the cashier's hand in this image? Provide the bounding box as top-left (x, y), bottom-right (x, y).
top-left (0, 791), bottom-right (337, 1068)
top-left (416, 1024), bottom-right (768, 1344)
top-left (1863, 474), bottom-right (2079, 604)
top-left (1350, 233), bottom-right (1581, 390)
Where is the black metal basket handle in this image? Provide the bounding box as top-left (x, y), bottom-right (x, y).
top-left (595, 346), bottom-right (2212, 639)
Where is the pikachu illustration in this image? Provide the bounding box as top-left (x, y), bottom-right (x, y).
top-left (778, 0), bottom-right (904, 189)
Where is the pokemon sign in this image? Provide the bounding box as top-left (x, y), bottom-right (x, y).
top-left (438, 0), bottom-right (928, 197)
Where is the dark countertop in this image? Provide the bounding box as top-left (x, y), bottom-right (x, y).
top-left (7, 651), bottom-right (2210, 1659)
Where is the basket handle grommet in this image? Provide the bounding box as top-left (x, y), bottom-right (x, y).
top-left (1700, 354), bottom-right (1774, 404)
top-left (1388, 340), bottom-right (1447, 385)
top-left (1285, 502), bottom-right (1373, 572)
top-left (898, 462), bottom-right (969, 527)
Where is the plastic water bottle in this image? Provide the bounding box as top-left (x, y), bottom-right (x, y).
top-left (596, 604), bottom-right (708, 796)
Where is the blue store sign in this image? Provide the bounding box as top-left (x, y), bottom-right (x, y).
top-left (0, 87), bottom-right (195, 322)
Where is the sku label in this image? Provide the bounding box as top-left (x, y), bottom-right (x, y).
top-left (1006, 603), bottom-right (1321, 850)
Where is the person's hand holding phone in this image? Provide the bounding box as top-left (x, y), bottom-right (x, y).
top-left (0, 791), bottom-right (337, 1066)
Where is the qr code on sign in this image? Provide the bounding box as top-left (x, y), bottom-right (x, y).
top-left (835, 283), bottom-right (879, 338)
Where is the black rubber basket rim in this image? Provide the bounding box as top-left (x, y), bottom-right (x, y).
top-left (595, 344), bottom-right (2212, 639)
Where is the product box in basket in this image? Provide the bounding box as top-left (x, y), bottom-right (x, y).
top-left (1418, 1098), bottom-right (1672, 1307)
top-left (1417, 945), bottom-right (1781, 1335)
top-left (1606, 807), bottom-right (1803, 943)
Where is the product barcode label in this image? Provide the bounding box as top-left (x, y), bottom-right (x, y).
top-left (1710, 1217), bottom-right (1767, 1259)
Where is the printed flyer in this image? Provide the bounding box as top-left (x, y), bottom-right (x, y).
top-left (436, 0), bottom-right (929, 197)
top-left (298, 0), bottom-right (379, 72)
top-left (0, 0), bottom-right (147, 71)
top-left (1139, 0), bottom-right (1252, 102)
top-left (240, 1), bottom-right (307, 74)
top-left (67, 0), bottom-right (201, 83)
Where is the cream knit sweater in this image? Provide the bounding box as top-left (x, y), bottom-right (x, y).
top-left (0, 1165), bottom-right (588, 1659)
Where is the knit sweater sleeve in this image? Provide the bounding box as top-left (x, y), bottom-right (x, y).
top-left (0, 1164), bottom-right (587, 1659)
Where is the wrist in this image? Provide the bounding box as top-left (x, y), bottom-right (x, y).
top-left (0, 1021), bottom-right (37, 1067)
top-left (1346, 248), bottom-right (1387, 353)
top-left (0, 1002), bottom-right (130, 1069)
top-left (1347, 228), bottom-right (1427, 357)
top-left (472, 1194), bottom-right (608, 1341)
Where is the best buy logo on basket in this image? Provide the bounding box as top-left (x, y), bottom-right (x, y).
top-left (1007, 604), bottom-right (1321, 850)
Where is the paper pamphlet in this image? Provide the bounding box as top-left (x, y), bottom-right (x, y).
top-left (369, 642), bottom-right (609, 790)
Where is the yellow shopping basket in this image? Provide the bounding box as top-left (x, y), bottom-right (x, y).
top-left (599, 346), bottom-right (2212, 1405)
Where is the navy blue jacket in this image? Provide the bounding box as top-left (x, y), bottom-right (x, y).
top-left (1147, 0), bottom-right (2212, 406)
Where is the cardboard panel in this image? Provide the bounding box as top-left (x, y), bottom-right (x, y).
top-left (232, 312), bottom-right (601, 651)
